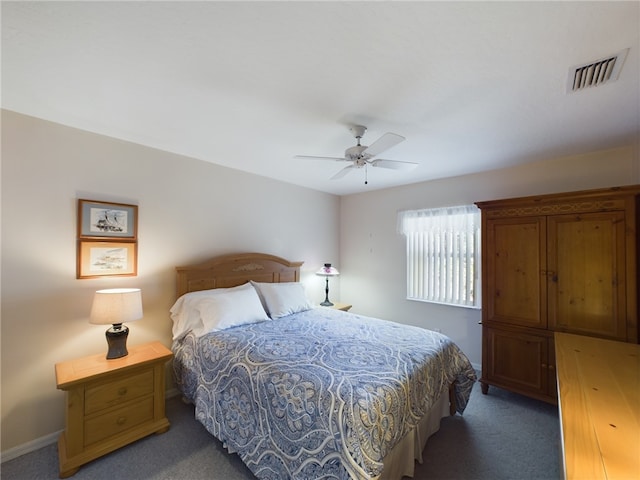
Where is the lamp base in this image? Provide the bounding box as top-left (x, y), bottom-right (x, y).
top-left (105, 324), bottom-right (129, 359)
top-left (320, 275), bottom-right (334, 307)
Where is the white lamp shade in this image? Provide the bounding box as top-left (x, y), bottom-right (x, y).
top-left (316, 264), bottom-right (340, 276)
top-left (89, 288), bottom-right (143, 325)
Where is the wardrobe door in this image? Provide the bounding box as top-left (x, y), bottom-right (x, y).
top-left (485, 216), bottom-right (547, 329)
top-left (483, 326), bottom-right (551, 399)
top-left (547, 211), bottom-right (627, 340)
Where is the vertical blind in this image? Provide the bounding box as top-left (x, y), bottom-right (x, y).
top-left (398, 205), bottom-right (481, 308)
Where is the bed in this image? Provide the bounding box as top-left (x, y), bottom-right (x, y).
top-left (171, 253), bottom-right (476, 480)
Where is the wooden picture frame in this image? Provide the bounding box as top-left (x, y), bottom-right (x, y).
top-left (78, 199), bottom-right (138, 240)
top-left (77, 241), bottom-right (137, 279)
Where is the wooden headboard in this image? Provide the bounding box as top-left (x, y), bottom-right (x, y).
top-left (176, 252), bottom-right (304, 298)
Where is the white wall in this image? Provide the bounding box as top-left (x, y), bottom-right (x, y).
top-left (3, 108), bottom-right (638, 457)
top-left (0, 110), bottom-right (340, 453)
top-left (340, 145), bottom-right (639, 368)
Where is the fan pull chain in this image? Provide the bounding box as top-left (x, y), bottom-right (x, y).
top-left (364, 164), bottom-right (368, 185)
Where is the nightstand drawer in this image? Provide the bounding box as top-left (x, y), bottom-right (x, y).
top-left (84, 396), bottom-right (154, 446)
top-left (85, 369), bottom-right (154, 415)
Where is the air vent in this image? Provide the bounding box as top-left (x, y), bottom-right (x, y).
top-left (567, 48), bottom-right (629, 93)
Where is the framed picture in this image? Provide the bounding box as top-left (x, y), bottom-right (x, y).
top-left (77, 241), bottom-right (137, 279)
top-left (78, 199), bottom-right (138, 240)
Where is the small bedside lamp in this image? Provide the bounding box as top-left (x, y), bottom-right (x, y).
top-left (316, 263), bottom-right (340, 306)
top-left (90, 288), bottom-right (143, 359)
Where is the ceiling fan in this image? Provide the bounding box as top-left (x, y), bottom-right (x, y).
top-left (295, 125), bottom-right (418, 183)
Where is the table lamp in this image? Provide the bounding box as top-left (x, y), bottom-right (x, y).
top-left (90, 288), bottom-right (143, 359)
top-left (316, 263), bottom-right (340, 306)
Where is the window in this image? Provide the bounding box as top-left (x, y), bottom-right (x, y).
top-left (398, 204), bottom-right (481, 308)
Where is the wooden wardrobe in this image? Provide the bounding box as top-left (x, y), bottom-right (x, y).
top-left (476, 185), bottom-right (640, 404)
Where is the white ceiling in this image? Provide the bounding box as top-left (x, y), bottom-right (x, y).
top-left (3, 1), bottom-right (639, 196)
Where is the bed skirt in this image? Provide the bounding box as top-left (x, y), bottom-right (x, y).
top-left (379, 389), bottom-right (450, 480)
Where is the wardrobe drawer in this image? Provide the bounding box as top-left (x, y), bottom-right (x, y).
top-left (85, 369), bottom-right (154, 415)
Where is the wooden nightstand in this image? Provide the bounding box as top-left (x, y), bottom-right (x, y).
top-left (328, 302), bottom-right (352, 312)
top-left (55, 341), bottom-right (173, 478)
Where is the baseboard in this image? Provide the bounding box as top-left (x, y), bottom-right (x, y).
top-left (0, 431), bottom-right (60, 463)
top-left (1, 388), bottom-right (182, 464)
top-left (165, 387), bottom-right (180, 398)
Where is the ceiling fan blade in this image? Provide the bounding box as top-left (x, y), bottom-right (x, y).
top-left (294, 155), bottom-right (348, 162)
top-left (363, 132), bottom-right (405, 157)
top-left (331, 165), bottom-right (355, 180)
top-left (370, 159), bottom-right (418, 170)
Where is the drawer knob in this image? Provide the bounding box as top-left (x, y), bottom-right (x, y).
top-left (118, 387), bottom-right (128, 396)
top-left (116, 416), bottom-right (127, 426)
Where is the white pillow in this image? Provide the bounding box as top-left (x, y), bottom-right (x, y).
top-left (170, 283), bottom-right (253, 340)
top-left (196, 286), bottom-right (269, 335)
top-left (251, 281), bottom-right (313, 319)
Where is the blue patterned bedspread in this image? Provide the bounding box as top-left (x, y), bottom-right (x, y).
top-left (172, 307), bottom-right (476, 479)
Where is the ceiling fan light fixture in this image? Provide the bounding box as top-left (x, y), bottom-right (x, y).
top-left (295, 125), bottom-right (417, 182)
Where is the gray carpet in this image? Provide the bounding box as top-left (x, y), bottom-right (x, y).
top-left (1, 380), bottom-right (560, 479)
